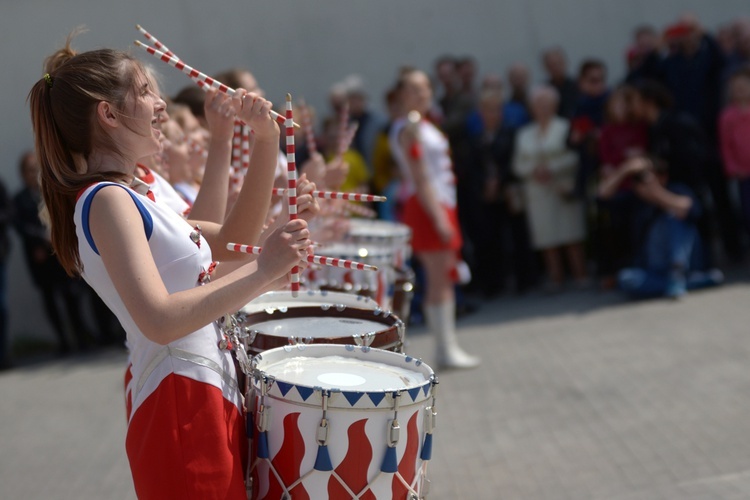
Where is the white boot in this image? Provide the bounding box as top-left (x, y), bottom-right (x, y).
top-left (425, 302), bottom-right (480, 370)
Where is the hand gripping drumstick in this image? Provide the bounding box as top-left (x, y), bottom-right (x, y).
top-left (226, 244), bottom-right (378, 271)
top-left (272, 188), bottom-right (386, 203)
top-left (285, 94), bottom-right (300, 297)
top-left (133, 41), bottom-right (299, 128)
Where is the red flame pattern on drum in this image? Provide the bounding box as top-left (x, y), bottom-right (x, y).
top-left (328, 419), bottom-right (375, 499)
top-left (256, 412), bottom-right (310, 500)
top-left (392, 412), bottom-right (420, 498)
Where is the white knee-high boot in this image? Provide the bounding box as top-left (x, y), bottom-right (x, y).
top-left (424, 301), bottom-right (480, 370)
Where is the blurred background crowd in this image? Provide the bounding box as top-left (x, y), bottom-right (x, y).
top-left (2, 12), bottom-right (750, 368)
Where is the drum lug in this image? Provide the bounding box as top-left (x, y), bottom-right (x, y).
top-left (387, 419), bottom-right (400, 447)
top-left (353, 331), bottom-right (375, 347)
top-left (316, 418), bottom-right (329, 446)
top-left (257, 404), bottom-right (271, 432)
top-left (423, 406), bottom-right (437, 434)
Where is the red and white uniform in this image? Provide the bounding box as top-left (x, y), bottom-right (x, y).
top-left (389, 118), bottom-right (462, 252)
top-left (75, 182), bottom-right (246, 499)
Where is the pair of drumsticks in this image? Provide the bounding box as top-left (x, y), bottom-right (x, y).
top-left (133, 25), bottom-right (381, 295)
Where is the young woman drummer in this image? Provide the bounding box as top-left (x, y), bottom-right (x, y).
top-left (29, 37), bottom-right (315, 498)
top-left (388, 68), bottom-right (480, 370)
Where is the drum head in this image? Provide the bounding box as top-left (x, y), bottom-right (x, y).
top-left (253, 344), bottom-right (435, 409)
top-left (240, 306), bottom-right (404, 354)
top-left (241, 290), bottom-right (377, 315)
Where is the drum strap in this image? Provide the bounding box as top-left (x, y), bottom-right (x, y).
top-left (135, 346), bottom-right (239, 401)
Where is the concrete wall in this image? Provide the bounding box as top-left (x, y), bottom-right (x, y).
top-left (1, 0), bottom-right (747, 345)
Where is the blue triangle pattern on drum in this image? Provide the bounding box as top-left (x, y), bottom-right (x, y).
top-left (297, 385), bottom-right (314, 401)
top-left (343, 391), bottom-right (364, 406)
top-left (407, 386), bottom-right (421, 402)
top-left (368, 392), bottom-right (386, 406)
top-left (423, 384), bottom-right (430, 396)
top-left (276, 381), bottom-right (294, 397)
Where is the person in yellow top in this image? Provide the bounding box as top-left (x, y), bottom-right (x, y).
top-left (321, 116), bottom-right (371, 193)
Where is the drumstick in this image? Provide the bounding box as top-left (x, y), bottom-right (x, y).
top-left (341, 202), bottom-right (378, 218)
top-left (226, 243), bottom-right (378, 271)
top-left (133, 41), bottom-right (299, 128)
top-left (240, 124), bottom-right (251, 174)
top-left (136, 25), bottom-right (213, 92)
top-left (135, 24), bottom-right (175, 57)
top-left (272, 188), bottom-right (386, 202)
top-left (299, 99), bottom-right (317, 154)
top-left (186, 137), bottom-right (208, 159)
top-left (336, 100), bottom-right (349, 162)
top-left (285, 94), bottom-right (300, 297)
top-left (231, 121), bottom-right (242, 172)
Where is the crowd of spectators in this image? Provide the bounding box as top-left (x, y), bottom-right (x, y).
top-left (336, 14), bottom-right (750, 300)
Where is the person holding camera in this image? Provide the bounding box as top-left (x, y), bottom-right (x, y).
top-left (599, 156), bottom-right (723, 298)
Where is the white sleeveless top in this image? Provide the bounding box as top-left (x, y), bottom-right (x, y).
top-left (389, 118), bottom-right (457, 207)
top-left (74, 182), bottom-right (241, 422)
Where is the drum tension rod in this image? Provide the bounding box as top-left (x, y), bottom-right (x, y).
top-left (316, 390), bottom-right (330, 446)
top-left (388, 391), bottom-right (402, 447)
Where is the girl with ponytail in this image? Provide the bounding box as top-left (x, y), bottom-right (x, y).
top-left (29, 33), bottom-right (315, 498)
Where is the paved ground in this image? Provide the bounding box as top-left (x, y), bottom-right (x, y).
top-left (2, 277), bottom-right (750, 500)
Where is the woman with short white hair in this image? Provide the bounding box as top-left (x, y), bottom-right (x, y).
top-left (513, 85), bottom-right (587, 290)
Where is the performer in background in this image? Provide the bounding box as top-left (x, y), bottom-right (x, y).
top-left (28, 34), bottom-right (314, 498)
top-left (389, 68), bottom-right (480, 370)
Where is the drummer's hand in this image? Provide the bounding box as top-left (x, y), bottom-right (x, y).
top-left (325, 158), bottom-right (349, 191)
top-left (204, 89), bottom-right (235, 144)
top-left (296, 174), bottom-right (320, 222)
top-left (301, 152), bottom-right (327, 188)
top-left (257, 219), bottom-right (310, 282)
top-left (233, 90), bottom-right (279, 142)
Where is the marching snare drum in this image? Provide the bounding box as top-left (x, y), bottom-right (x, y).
top-left (237, 304), bottom-right (405, 356)
top-left (247, 344), bottom-right (438, 499)
top-left (343, 219), bottom-right (412, 269)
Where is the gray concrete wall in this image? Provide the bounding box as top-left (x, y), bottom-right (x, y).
top-left (1, 0), bottom-right (747, 345)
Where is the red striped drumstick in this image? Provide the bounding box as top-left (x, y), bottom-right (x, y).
top-left (272, 188), bottom-right (386, 202)
top-left (226, 243), bottom-right (378, 271)
top-left (285, 94), bottom-right (300, 297)
top-left (135, 25), bottom-right (212, 91)
top-left (231, 121), bottom-right (242, 172)
top-left (136, 24), bottom-right (175, 57)
top-left (336, 100), bottom-right (350, 161)
top-left (241, 125), bottom-right (251, 173)
top-left (299, 99), bottom-right (317, 154)
top-left (186, 137), bottom-right (208, 159)
top-left (133, 41), bottom-right (298, 128)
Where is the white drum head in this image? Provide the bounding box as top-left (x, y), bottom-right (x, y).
top-left (241, 290), bottom-right (377, 315)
